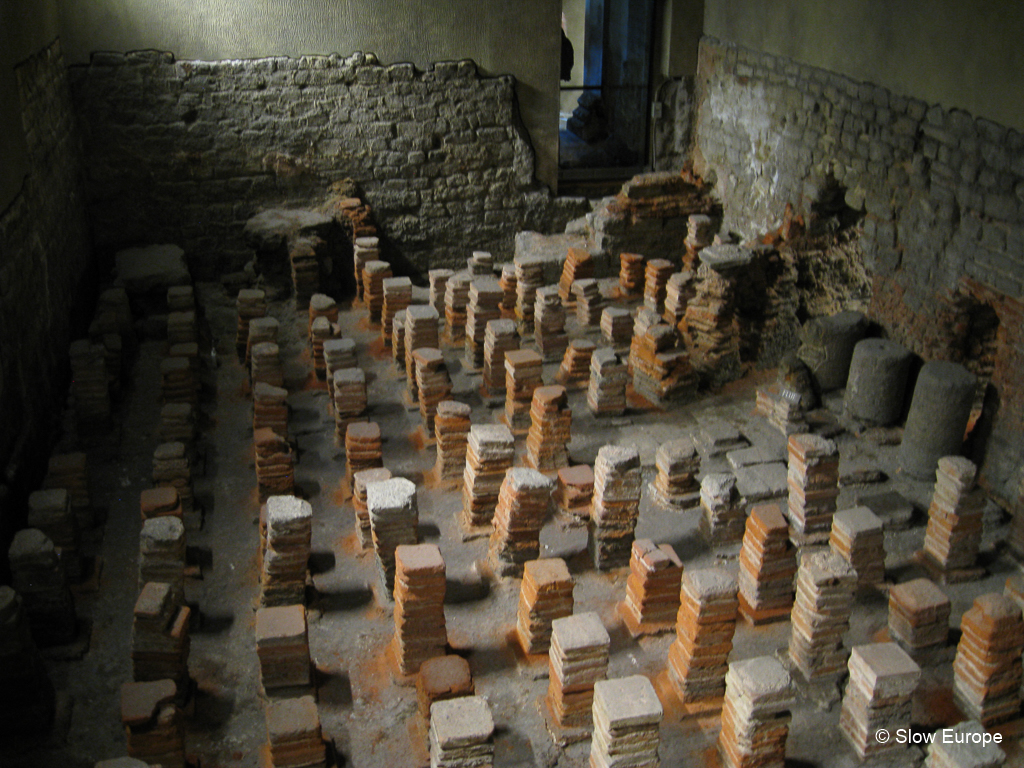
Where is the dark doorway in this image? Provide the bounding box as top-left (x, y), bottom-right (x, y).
top-left (559, 0), bottom-right (656, 185)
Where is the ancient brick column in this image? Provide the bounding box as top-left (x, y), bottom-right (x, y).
top-left (547, 612), bottom-right (610, 728)
top-left (391, 543), bottom-right (447, 675)
top-left (516, 558), bottom-right (573, 656)
top-left (487, 468), bottom-right (554, 577)
top-left (620, 539), bottom-right (683, 637)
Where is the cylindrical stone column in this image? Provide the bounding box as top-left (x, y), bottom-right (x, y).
top-left (797, 310), bottom-right (868, 392)
top-left (898, 361), bottom-right (976, 479)
top-left (843, 338), bottom-right (913, 425)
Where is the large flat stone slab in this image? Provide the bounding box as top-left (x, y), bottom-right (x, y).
top-left (115, 244), bottom-right (190, 295)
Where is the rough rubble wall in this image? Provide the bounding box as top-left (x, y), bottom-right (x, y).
top-left (692, 36), bottom-right (1024, 501)
top-left (70, 51), bottom-right (586, 281)
top-left (0, 39), bottom-right (93, 479)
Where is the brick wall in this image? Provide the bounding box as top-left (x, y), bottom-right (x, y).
top-left (70, 51), bottom-right (586, 281)
top-left (0, 39), bottom-right (93, 479)
top-left (692, 36), bottom-right (1024, 501)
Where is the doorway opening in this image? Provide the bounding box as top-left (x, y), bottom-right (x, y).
top-left (559, 0), bottom-right (656, 190)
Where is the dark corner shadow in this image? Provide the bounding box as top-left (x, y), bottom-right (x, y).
top-left (194, 611), bottom-right (235, 635)
top-left (309, 550), bottom-right (337, 575)
top-left (492, 724), bottom-right (536, 766)
top-left (316, 667), bottom-right (353, 708)
top-left (187, 545), bottom-right (213, 570)
top-left (191, 684), bottom-right (237, 730)
top-left (446, 573), bottom-right (491, 604)
top-left (296, 479), bottom-right (322, 500)
top-left (311, 583), bottom-right (374, 613)
top-left (454, 641), bottom-right (517, 677)
top-left (417, 522), bottom-right (441, 541)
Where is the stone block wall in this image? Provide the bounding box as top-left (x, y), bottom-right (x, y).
top-left (0, 39), bottom-right (93, 482)
top-left (691, 36), bottom-right (1024, 501)
top-left (70, 51), bottom-right (586, 281)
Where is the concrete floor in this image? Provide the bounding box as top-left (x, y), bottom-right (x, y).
top-left (10, 279), bottom-right (1024, 768)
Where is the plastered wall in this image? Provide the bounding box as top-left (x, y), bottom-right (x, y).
top-left (54, 0), bottom-right (562, 190)
top-left (704, 0), bottom-right (1024, 133)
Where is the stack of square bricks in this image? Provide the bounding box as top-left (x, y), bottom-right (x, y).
top-left (461, 425), bottom-right (515, 529)
top-left (621, 539), bottom-right (683, 637)
top-left (344, 421), bottom-right (383, 486)
top-left (121, 679), bottom-right (185, 768)
top-left (307, 293), bottom-right (338, 341)
top-left (152, 442), bottom-right (193, 515)
top-left (839, 642), bottom-right (920, 760)
top-left (699, 473), bottom-right (745, 545)
top-left (554, 465), bottom-right (594, 520)
top-left (7, 529), bottom-right (77, 645)
top-left (131, 582), bottom-right (190, 689)
top-left (255, 604), bottom-right (310, 691)
top-left (829, 506), bottom-right (886, 590)
top-left (718, 656), bottom-right (794, 768)
top-left (600, 306), bottom-right (633, 347)
top-left (547, 612), bottom-right (610, 727)
top-left (139, 487), bottom-right (181, 522)
top-left (555, 338), bottom-right (595, 390)
top-left (504, 349), bottom-right (544, 433)
top-left (443, 272), bottom-right (471, 344)
top-left (413, 348), bottom-right (451, 434)
top-left (362, 260), bottom-right (392, 325)
top-left (368, 477), bottom-right (419, 597)
top-left (666, 568), bottom-right (738, 704)
top-left (254, 427), bottom-right (294, 501)
top-left (643, 259), bottom-right (675, 314)
top-left (160, 356), bottom-right (197, 407)
top-left (246, 317), bottom-right (279, 367)
top-left (429, 268), bottom-right (453, 315)
top-left (499, 264), bottom-right (517, 314)
top-left (433, 400), bottom-right (472, 484)
top-left (630, 322), bottom-right (698, 405)
top-left (468, 250), bottom-right (493, 276)
top-left (288, 237), bottom-right (320, 306)
top-left (488, 468), bottom-right (554, 577)
top-left (558, 247), bottom-right (593, 302)
top-left (259, 495), bottom-right (311, 607)
top-left (417, 654), bottom-right (474, 718)
top-left (514, 255), bottom-right (544, 333)
top-left (405, 306), bottom-right (441, 401)
top-left (236, 288), bottom-right (267, 358)
top-left (788, 550), bottom-right (857, 684)
top-left (27, 489), bottom-right (81, 581)
top-left (251, 342), bottom-right (284, 389)
top-left (888, 578), bottom-right (950, 660)
top-left (525, 385), bottom-right (572, 471)
top-left (353, 238), bottom-right (380, 301)
top-left (391, 309), bottom-right (407, 370)
top-left (589, 445), bottom-right (642, 570)
top-left (324, 338), bottom-right (358, 399)
top-left (587, 348), bottom-right (628, 417)
top-left (352, 468), bottom-right (391, 549)
top-left (264, 695), bottom-right (326, 768)
top-left (534, 286), bottom-right (568, 361)
top-left (653, 438), bottom-right (700, 508)
top-left (516, 558), bottom-right (573, 656)
top-left (787, 433), bottom-right (840, 545)
top-left (572, 280), bottom-right (605, 327)
top-left (310, 317), bottom-right (334, 379)
top-left (920, 456), bottom-right (985, 579)
top-left (139, 517), bottom-right (185, 597)
top-left (738, 504), bottom-right (796, 625)
top-left (664, 270), bottom-right (696, 326)
top-left (332, 368), bottom-right (368, 435)
top-left (590, 676), bottom-right (662, 768)
top-left (618, 253), bottom-right (645, 298)
top-left (160, 403), bottom-right (196, 446)
top-left (254, 382), bottom-right (289, 437)
top-left (391, 543), bottom-right (447, 674)
top-left (464, 278), bottom-right (502, 370)
top-left (482, 319), bottom-right (518, 396)
top-left (166, 310), bottom-right (196, 346)
top-left (43, 452), bottom-right (91, 527)
top-left (381, 277), bottom-right (412, 346)
top-left (429, 695), bottom-right (494, 768)
top-left (953, 593), bottom-right (1024, 726)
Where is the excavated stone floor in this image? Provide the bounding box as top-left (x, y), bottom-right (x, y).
top-left (9, 279), bottom-right (1024, 768)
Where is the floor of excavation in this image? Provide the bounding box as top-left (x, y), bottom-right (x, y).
top-left (19, 280), bottom-right (1024, 768)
